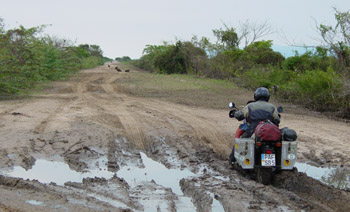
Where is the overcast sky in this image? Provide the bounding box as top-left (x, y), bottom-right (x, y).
top-left (1, 0), bottom-right (350, 59)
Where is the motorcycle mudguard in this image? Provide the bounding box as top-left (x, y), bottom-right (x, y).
top-left (234, 138), bottom-right (255, 169)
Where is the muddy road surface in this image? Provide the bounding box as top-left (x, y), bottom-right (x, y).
top-left (0, 62), bottom-right (350, 212)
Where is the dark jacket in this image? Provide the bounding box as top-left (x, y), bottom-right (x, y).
top-left (234, 100), bottom-right (280, 137)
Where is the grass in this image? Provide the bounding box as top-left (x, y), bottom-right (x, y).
top-left (115, 71), bottom-right (254, 110)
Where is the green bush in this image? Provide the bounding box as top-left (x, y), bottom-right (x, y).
top-left (282, 48), bottom-right (337, 73)
top-left (115, 56), bottom-right (131, 62)
top-left (280, 69), bottom-right (344, 111)
top-left (134, 41), bottom-right (206, 75)
top-left (154, 43), bottom-right (187, 74)
top-left (81, 56), bottom-right (104, 69)
top-left (130, 20), bottom-right (350, 118)
top-left (207, 49), bottom-right (244, 79)
top-left (132, 45), bottom-right (167, 71)
top-left (0, 21), bottom-right (105, 97)
top-left (243, 41), bottom-right (285, 67)
top-left (239, 67), bottom-right (295, 89)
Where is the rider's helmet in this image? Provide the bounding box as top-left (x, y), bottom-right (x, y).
top-left (254, 87), bottom-right (270, 101)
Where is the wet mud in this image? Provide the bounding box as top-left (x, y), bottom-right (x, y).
top-left (0, 63), bottom-right (350, 211)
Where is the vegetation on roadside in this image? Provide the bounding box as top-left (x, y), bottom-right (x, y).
top-left (132, 9), bottom-right (350, 118)
top-left (115, 56), bottom-right (131, 62)
top-left (116, 72), bottom-right (244, 109)
top-left (0, 19), bottom-right (110, 98)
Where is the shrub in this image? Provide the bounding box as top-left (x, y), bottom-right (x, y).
top-left (282, 48), bottom-right (337, 73)
top-left (243, 41), bottom-right (285, 67)
top-left (207, 49), bottom-right (244, 79)
top-left (115, 56), bottom-right (131, 62)
top-left (281, 69), bottom-right (344, 111)
top-left (132, 44), bottom-right (167, 71)
top-left (0, 22), bottom-right (105, 97)
top-left (239, 67), bottom-right (295, 90)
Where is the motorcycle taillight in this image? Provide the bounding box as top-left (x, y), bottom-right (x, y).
top-left (265, 150), bottom-right (272, 154)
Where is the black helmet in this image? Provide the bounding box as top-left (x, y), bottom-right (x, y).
top-left (254, 87), bottom-right (270, 101)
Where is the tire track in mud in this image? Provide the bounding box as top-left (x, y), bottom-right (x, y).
top-left (2, 65), bottom-right (350, 211)
top-left (33, 98), bottom-right (73, 134)
top-left (179, 141), bottom-right (350, 212)
top-left (273, 170), bottom-right (350, 212)
top-left (107, 94), bottom-right (350, 211)
top-left (110, 97), bottom-right (229, 155)
top-left (100, 73), bottom-right (120, 94)
top-left (75, 86), bottom-right (147, 150)
top-left (86, 72), bottom-right (224, 148)
top-left (137, 99), bottom-right (229, 155)
top-left (33, 73), bottom-right (109, 135)
top-left (62, 72), bottom-right (261, 210)
top-left (73, 70), bottom-right (342, 211)
top-left (32, 71), bottom-right (104, 134)
top-left (281, 113), bottom-right (350, 167)
top-left (0, 104), bottom-right (28, 117)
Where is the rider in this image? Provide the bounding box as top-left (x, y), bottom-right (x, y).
top-left (234, 100), bottom-right (255, 138)
top-left (229, 87), bottom-right (280, 165)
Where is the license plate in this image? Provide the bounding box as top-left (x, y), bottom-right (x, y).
top-left (261, 154), bottom-right (276, 166)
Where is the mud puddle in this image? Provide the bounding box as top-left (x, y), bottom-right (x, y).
top-left (118, 152), bottom-right (194, 195)
top-left (2, 158), bottom-right (114, 186)
top-left (117, 152), bottom-right (197, 212)
top-left (26, 200), bottom-right (45, 206)
top-left (117, 152), bottom-right (225, 212)
top-left (295, 162), bottom-right (350, 190)
top-left (1, 149), bottom-right (226, 212)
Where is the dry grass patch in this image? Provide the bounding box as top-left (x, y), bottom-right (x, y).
top-left (115, 72), bottom-right (253, 109)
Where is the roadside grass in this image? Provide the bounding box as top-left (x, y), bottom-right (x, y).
top-left (116, 71), bottom-right (253, 110)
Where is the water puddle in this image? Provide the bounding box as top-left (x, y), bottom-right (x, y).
top-left (3, 158), bottom-right (114, 186)
top-left (26, 200), bottom-right (44, 206)
top-left (295, 162), bottom-right (350, 190)
top-left (209, 192), bottom-right (225, 212)
top-left (117, 152), bottom-right (197, 212)
top-left (1, 152), bottom-right (226, 211)
top-left (117, 152), bottom-right (195, 195)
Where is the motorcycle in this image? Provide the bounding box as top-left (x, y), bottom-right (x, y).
top-left (228, 102), bottom-right (298, 185)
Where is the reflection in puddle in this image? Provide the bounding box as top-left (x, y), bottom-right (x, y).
top-left (4, 158), bottom-right (114, 186)
top-left (295, 162), bottom-right (350, 190)
top-left (321, 167), bottom-right (350, 190)
top-left (1, 152), bottom-right (226, 211)
top-left (295, 162), bottom-right (334, 181)
top-left (118, 152), bottom-right (194, 195)
top-left (26, 200), bottom-right (44, 206)
top-left (118, 152), bottom-right (197, 212)
top-left (209, 192), bottom-right (225, 212)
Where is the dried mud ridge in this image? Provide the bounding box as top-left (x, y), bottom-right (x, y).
top-left (0, 63), bottom-right (350, 211)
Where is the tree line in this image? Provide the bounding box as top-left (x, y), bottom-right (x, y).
top-left (0, 19), bottom-right (111, 97)
top-left (132, 9), bottom-right (350, 118)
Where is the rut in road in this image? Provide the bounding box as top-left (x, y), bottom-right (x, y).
top-left (1, 64), bottom-right (350, 212)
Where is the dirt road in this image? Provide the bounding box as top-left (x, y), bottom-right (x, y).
top-left (0, 62), bottom-right (350, 211)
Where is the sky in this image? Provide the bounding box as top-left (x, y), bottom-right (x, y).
top-left (1, 0), bottom-right (350, 59)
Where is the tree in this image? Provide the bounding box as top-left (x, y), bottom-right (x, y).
top-left (211, 21), bottom-right (274, 54)
top-left (0, 18), bottom-right (5, 34)
top-left (0, 20), bottom-right (106, 96)
top-left (212, 24), bottom-right (239, 51)
top-left (115, 56), bottom-right (131, 62)
top-left (135, 44), bottom-right (167, 71)
top-left (238, 20), bottom-right (274, 48)
top-left (191, 35), bottom-right (215, 57)
top-left (243, 40), bottom-right (284, 67)
top-left (317, 8), bottom-right (350, 70)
